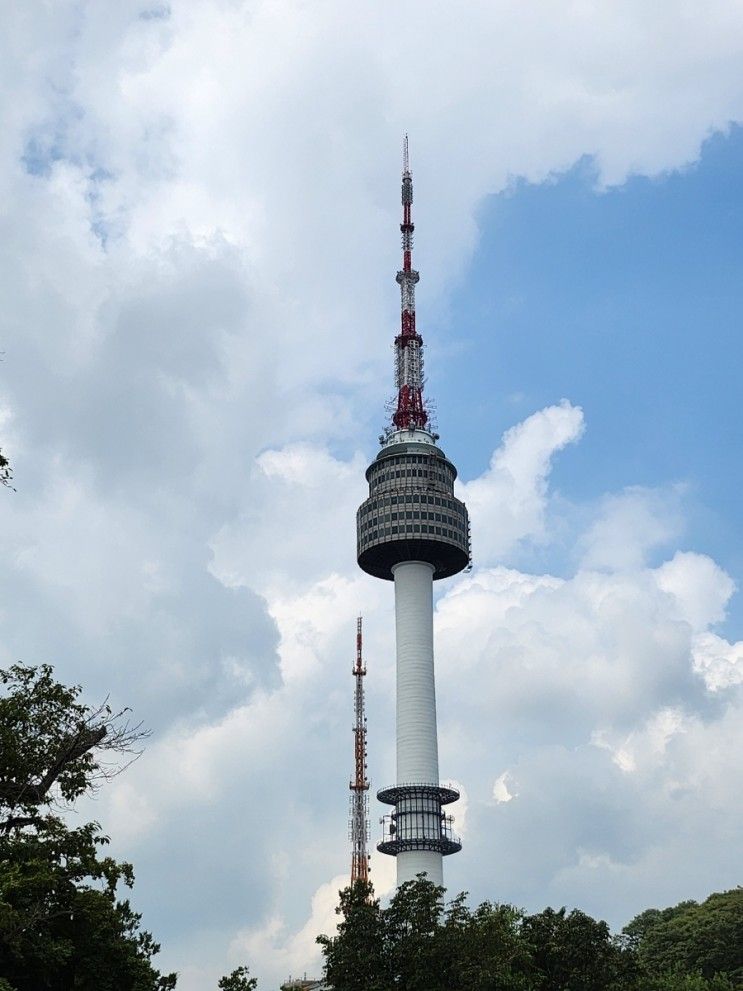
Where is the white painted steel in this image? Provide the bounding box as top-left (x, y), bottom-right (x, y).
top-left (383, 428), bottom-right (436, 448)
top-left (393, 560), bottom-right (443, 887)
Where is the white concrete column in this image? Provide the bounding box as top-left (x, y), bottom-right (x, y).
top-left (393, 560), bottom-right (442, 887)
top-left (393, 560), bottom-right (439, 783)
top-left (397, 848), bottom-right (443, 888)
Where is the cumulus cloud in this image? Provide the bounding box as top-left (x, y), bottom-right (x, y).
top-left (692, 632), bottom-right (743, 691)
top-left (210, 443), bottom-right (367, 598)
top-left (579, 487), bottom-right (685, 571)
top-left (493, 771), bottom-right (517, 804)
top-left (458, 401), bottom-right (584, 562)
top-left (657, 551), bottom-right (736, 632)
top-left (433, 533), bottom-right (743, 923)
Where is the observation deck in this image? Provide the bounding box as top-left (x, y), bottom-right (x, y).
top-left (357, 429), bottom-right (471, 581)
top-left (377, 782), bottom-right (462, 857)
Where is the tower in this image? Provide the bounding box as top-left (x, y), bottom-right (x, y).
top-left (349, 617), bottom-right (370, 885)
top-left (356, 138), bottom-right (470, 888)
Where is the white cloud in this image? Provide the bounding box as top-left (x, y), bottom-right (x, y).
top-left (210, 443), bottom-right (368, 598)
top-left (458, 401), bottom-right (584, 562)
top-left (657, 551), bottom-right (736, 631)
top-left (493, 771), bottom-right (516, 804)
top-left (692, 631), bottom-right (743, 691)
top-left (228, 874), bottom-right (346, 991)
top-left (579, 487), bottom-right (685, 571)
top-left (591, 707), bottom-right (690, 774)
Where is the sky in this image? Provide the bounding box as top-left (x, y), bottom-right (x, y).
top-left (1, 2), bottom-right (743, 988)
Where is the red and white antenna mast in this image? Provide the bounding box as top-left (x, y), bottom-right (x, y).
top-left (349, 616), bottom-right (370, 885)
top-left (393, 134), bottom-right (428, 432)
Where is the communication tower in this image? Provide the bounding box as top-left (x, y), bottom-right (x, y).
top-left (356, 137), bottom-right (470, 888)
top-left (349, 617), bottom-right (370, 885)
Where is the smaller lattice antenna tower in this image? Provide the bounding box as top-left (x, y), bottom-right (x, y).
top-left (349, 616), bottom-right (370, 884)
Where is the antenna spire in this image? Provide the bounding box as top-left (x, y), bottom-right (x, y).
top-left (349, 617), bottom-right (370, 885)
top-left (392, 137), bottom-right (428, 432)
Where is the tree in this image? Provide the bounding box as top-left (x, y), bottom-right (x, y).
top-left (521, 906), bottom-right (634, 991)
top-left (317, 880), bottom-right (387, 991)
top-left (383, 875), bottom-right (451, 991)
top-left (625, 890), bottom-right (743, 986)
top-left (219, 965), bottom-right (257, 991)
top-left (0, 663), bottom-right (147, 832)
top-left (319, 877), bottom-right (531, 991)
top-left (0, 664), bottom-right (175, 991)
top-left (642, 974), bottom-right (734, 991)
top-left (0, 449), bottom-right (12, 489)
top-left (623, 902), bottom-right (698, 952)
top-left (318, 878), bottom-right (742, 991)
top-left (443, 896), bottom-right (532, 991)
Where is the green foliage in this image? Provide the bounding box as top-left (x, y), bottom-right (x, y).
top-left (642, 973), bottom-right (735, 991)
top-left (0, 663), bottom-right (147, 830)
top-left (0, 664), bottom-right (175, 990)
top-left (316, 880), bottom-right (387, 991)
top-left (439, 893), bottom-right (532, 991)
top-left (384, 876), bottom-right (449, 991)
top-left (623, 902), bottom-right (699, 951)
top-left (319, 879), bottom-right (741, 991)
top-left (625, 889), bottom-right (743, 987)
top-left (521, 905), bottom-right (635, 991)
top-left (218, 965), bottom-right (258, 991)
top-left (0, 448), bottom-right (13, 489)
top-left (319, 875), bottom-right (533, 991)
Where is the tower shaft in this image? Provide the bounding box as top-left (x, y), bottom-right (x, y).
top-left (395, 562), bottom-right (438, 785)
top-left (349, 617), bottom-right (370, 885)
top-left (394, 561), bottom-right (443, 885)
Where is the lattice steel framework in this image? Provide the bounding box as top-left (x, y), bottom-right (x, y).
top-left (349, 617), bottom-right (370, 884)
top-left (393, 135), bottom-right (428, 432)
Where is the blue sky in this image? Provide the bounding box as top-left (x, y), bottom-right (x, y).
top-left (2, 4), bottom-right (743, 989)
top-left (431, 126), bottom-right (743, 629)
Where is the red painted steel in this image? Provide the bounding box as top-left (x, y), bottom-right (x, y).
top-left (392, 136), bottom-right (428, 431)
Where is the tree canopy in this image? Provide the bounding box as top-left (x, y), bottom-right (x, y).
top-left (0, 664), bottom-right (175, 991)
top-left (0, 448), bottom-right (12, 489)
top-left (318, 878), bottom-right (743, 991)
top-left (218, 966), bottom-right (258, 991)
top-left (624, 890), bottom-right (743, 986)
